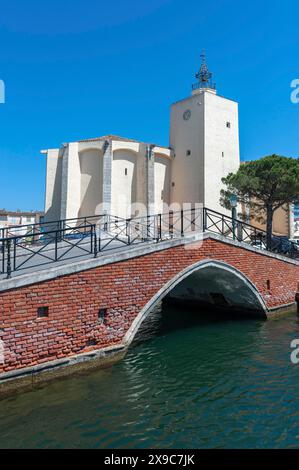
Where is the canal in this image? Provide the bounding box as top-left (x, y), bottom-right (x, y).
top-left (0, 304), bottom-right (299, 449)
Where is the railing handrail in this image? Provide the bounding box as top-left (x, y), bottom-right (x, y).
top-left (0, 213), bottom-right (107, 235)
top-left (1, 207), bottom-right (298, 279)
top-left (0, 223), bottom-right (95, 242)
top-left (203, 207), bottom-right (268, 236)
top-left (0, 207), bottom-right (295, 244)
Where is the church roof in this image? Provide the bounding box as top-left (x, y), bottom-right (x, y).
top-left (78, 134), bottom-right (170, 149)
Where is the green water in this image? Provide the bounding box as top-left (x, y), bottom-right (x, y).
top-left (0, 305), bottom-right (299, 449)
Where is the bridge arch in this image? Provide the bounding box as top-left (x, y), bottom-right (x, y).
top-left (124, 260), bottom-right (268, 346)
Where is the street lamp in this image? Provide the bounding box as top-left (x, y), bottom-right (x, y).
top-left (230, 194), bottom-right (238, 240)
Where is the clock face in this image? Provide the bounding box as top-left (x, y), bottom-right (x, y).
top-left (183, 109), bottom-right (191, 121)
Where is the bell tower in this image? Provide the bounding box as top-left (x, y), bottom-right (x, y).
top-left (169, 52), bottom-right (240, 213)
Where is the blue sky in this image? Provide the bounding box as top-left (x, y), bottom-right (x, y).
top-left (0, 0), bottom-right (298, 211)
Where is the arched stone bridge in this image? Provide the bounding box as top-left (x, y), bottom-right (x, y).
top-left (0, 231), bottom-right (298, 394)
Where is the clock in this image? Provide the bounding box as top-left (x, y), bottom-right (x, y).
top-left (183, 109), bottom-right (191, 121)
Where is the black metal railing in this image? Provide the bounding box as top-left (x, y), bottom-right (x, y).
top-left (1, 224), bottom-right (97, 278)
top-left (0, 207), bottom-right (298, 279)
top-left (0, 213), bottom-right (106, 240)
top-left (202, 207), bottom-right (299, 258)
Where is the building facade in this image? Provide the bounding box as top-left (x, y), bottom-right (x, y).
top-left (243, 202), bottom-right (299, 241)
top-left (0, 210), bottom-right (43, 234)
top-left (43, 56), bottom-right (240, 221)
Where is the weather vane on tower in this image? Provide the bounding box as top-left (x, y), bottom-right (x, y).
top-left (192, 50), bottom-right (216, 91)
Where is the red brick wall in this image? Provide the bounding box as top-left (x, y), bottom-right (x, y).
top-left (0, 238), bottom-right (298, 374)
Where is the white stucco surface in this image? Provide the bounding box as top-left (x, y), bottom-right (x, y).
top-left (44, 148), bottom-right (62, 221)
top-left (169, 89), bottom-right (240, 213)
top-left (42, 83), bottom-right (240, 221)
top-left (154, 155), bottom-right (170, 213)
top-left (79, 149), bottom-right (103, 217)
top-left (111, 149), bottom-right (137, 219)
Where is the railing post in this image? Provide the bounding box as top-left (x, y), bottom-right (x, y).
top-left (93, 226), bottom-right (98, 258)
top-left (57, 220), bottom-right (62, 242)
top-left (157, 214), bottom-right (162, 242)
top-left (6, 238), bottom-right (11, 279)
top-left (55, 230), bottom-right (58, 261)
top-left (147, 215), bottom-right (151, 240)
top-left (191, 206), bottom-right (196, 232)
top-left (0, 230), bottom-right (3, 273)
top-left (127, 220), bottom-right (131, 245)
top-left (98, 227), bottom-right (101, 252)
top-left (202, 208), bottom-right (206, 233)
top-left (232, 207), bottom-right (237, 241)
top-left (169, 210), bottom-right (174, 238)
top-left (181, 209), bottom-right (184, 237)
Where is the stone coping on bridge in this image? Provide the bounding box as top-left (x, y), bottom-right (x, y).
top-left (0, 232), bottom-right (298, 294)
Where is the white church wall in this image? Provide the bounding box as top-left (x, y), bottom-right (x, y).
top-left (79, 149), bottom-right (103, 217)
top-left (111, 148), bottom-right (138, 219)
top-left (60, 142), bottom-right (81, 220)
top-left (154, 154), bottom-right (171, 214)
top-left (203, 92), bottom-right (240, 213)
top-left (169, 94), bottom-right (205, 206)
top-left (136, 143), bottom-right (148, 212)
top-left (44, 148), bottom-right (62, 222)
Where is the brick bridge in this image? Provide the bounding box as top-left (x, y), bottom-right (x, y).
top-left (0, 226), bottom-right (298, 394)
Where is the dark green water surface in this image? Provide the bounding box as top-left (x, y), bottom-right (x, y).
top-left (1, 306), bottom-right (299, 449)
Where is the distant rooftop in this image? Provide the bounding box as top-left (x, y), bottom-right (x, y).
top-left (0, 210), bottom-right (43, 217)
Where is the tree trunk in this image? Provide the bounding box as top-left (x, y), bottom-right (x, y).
top-left (266, 205), bottom-right (273, 250)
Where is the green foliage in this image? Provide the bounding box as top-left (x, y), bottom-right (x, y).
top-left (220, 155), bottom-right (299, 244)
top-left (221, 154), bottom-right (299, 216)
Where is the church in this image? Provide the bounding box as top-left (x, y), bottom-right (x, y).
top-left (42, 55), bottom-right (240, 221)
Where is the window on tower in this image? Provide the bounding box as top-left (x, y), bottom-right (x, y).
top-left (226, 122), bottom-right (231, 128)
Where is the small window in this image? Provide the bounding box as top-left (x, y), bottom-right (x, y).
top-left (186, 150), bottom-right (191, 157)
top-left (125, 168), bottom-right (128, 176)
top-left (172, 182), bottom-right (175, 187)
top-left (222, 152), bottom-right (224, 158)
top-left (37, 306), bottom-right (49, 318)
top-left (266, 280), bottom-right (271, 290)
top-left (226, 122), bottom-right (231, 128)
top-left (98, 308), bottom-right (107, 324)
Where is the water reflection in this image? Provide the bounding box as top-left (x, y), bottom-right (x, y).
top-left (0, 304), bottom-right (298, 449)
